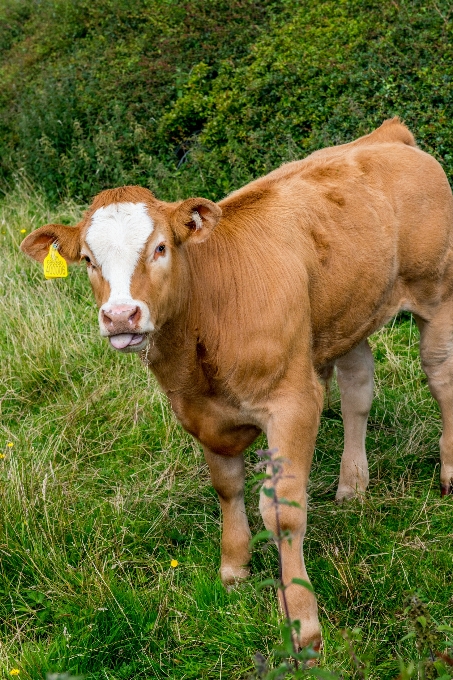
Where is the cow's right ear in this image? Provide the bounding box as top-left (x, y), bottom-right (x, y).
top-left (170, 198), bottom-right (222, 245)
top-left (20, 224), bottom-right (81, 264)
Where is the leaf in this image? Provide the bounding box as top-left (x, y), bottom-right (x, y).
top-left (308, 668), bottom-right (341, 679)
top-left (291, 619), bottom-right (301, 636)
top-left (291, 578), bottom-right (314, 593)
top-left (280, 529), bottom-right (292, 539)
top-left (278, 498), bottom-right (301, 508)
top-left (253, 651), bottom-right (268, 676)
top-left (436, 651), bottom-right (453, 667)
top-left (267, 662), bottom-right (291, 680)
top-left (257, 578), bottom-right (279, 590)
top-left (416, 615), bottom-right (427, 629)
top-left (253, 472), bottom-right (270, 482)
top-left (437, 625), bottom-right (453, 634)
top-left (261, 486), bottom-right (276, 499)
top-left (250, 529), bottom-right (275, 547)
top-left (399, 632), bottom-right (416, 642)
top-left (281, 622), bottom-right (295, 655)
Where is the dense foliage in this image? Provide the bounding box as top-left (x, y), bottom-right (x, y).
top-left (1, 0), bottom-right (453, 202)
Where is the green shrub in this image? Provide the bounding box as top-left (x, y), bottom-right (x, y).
top-left (0, 0), bottom-right (283, 200)
top-left (1, 0), bottom-right (453, 203)
top-left (165, 0), bottom-right (453, 195)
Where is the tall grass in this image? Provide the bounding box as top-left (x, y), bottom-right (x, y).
top-left (1, 185), bottom-right (452, 678)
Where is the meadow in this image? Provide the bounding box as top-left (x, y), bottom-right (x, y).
top-left (1, 184), bottom-right (452, 679)
top-left (1, 0), bottom-right (453, 676)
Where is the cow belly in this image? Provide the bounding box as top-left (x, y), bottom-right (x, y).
top-left (311, 253), bottom-right (399, 366)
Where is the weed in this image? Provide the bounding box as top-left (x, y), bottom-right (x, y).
top-left (249, 449), bottom-right (337, 679)
top-left (249, 452), bottom-right (453, 680)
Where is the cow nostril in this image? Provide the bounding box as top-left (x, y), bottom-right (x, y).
top-left (102, 305), bottom-right (141, 328)
top-left (102, 310), bottom-right (114, 326)
top-left (128, 307), bottom-right (141, 326)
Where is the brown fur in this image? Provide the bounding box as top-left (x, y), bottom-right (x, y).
top-left (20, 118), bottom-right (453, 649)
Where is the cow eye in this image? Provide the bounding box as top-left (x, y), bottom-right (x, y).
top-left (154, 243), bottom-right (166, 259)
top-left (82, 255), bottom-right (95, 268)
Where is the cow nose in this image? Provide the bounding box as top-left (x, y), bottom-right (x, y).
top-left (102, 305), bottom-right (141, 330)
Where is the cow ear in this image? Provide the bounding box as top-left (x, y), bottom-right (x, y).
top-left (20, 223), bottom-right (82, 264)
top-left (170, 198), bottom-right (222, 245)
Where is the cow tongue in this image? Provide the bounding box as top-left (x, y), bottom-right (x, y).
top-left (129, 334), bottom-right (145, 345)
top-left (109, 333), bottom-right (144, 349)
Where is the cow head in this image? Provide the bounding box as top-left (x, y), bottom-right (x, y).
top-left (20, 186), bottom-right (222, 352)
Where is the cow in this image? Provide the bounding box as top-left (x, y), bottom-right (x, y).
top-left (20, 118), bottom-right (453, 650)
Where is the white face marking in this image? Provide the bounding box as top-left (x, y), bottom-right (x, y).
top-left (86, 202), bottom-right (154, 306)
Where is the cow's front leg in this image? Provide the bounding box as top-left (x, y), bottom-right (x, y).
top-left (261, 383), bottom-right (323, 650)
top-left (204, 448), bottom-right (251, 585)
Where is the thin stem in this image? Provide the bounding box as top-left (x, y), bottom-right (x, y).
top-left (273, 471), bottom-right (299, 670)
top-left (256, 451), bottom-right (304, 672)
top-left (343, 632), bottom-right (365, 680)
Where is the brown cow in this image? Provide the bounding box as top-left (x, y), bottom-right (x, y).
top-left (20, 118), bottom-right (453, 650)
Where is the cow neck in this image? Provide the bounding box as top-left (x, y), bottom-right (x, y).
top-left (143, 222), bottom-right (254, 394)
top-left (185, 225), bottom-right (254, 356)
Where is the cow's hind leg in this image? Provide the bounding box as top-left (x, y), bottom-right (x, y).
top-left (415, 307), bottom-right (453, 495)
top-left (335, 339), bottom-right (374, 502)
top-left (203, 448), bottom-right (251, 584)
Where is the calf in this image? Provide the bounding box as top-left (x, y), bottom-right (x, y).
top-left (21, 118), bottom-right (453, 649)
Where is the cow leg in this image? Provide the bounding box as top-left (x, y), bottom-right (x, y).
top-left (260, 379), bottom-right (323, 649)
top-left (335, 339), bottom-right (374, 502)
top-left (203, 448), bottom-right (251, 584)
top-left (415, 308), bottom-right (453, 495)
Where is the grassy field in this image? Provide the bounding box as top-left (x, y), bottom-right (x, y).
top-left (1, 185), bottom-right (453, 679)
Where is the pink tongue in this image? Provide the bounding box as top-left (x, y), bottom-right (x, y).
top-left (109, 334), bottom-right (135, 349)
top-left (129, 334), bottom-right (144, 345)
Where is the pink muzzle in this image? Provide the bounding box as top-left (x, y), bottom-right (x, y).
top-left (101, 304), bottom-right (145, 350)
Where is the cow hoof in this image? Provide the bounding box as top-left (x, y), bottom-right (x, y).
top-left (220, 564), bottom-right (250, 588)
top-left (335, 487), bottom-right (366, 504)
top-left (440, 483), bottom-right (453, 497)
top-left (298, 635), bottom-right (323, 668)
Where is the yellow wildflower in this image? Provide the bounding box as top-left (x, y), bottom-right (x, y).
top-left (0, 453), bottom-right (5, 459)
top-left (20, 229), bottom-right (27, 234)
top-left (170, 559), bottom-right (179, 568)
top-left (7, 442), bottom-right (14, 447)
top-left (10, 670), bottom-right (20, 676)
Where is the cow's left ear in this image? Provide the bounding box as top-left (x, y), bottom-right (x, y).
top-left (20, 223), bottom-right (82, 264)
top-left (170, 198), bottom-right (222, 245)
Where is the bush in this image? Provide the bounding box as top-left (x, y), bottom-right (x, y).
top-left (0, 0), bottom-right (282, 200)
top-left (1, 0), bottom-right (453, 203)
top-left (165, 0), bottom-right (453, 195)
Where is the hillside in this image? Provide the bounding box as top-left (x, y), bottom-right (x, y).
top-left (0, 0), bottom-right (453, 202)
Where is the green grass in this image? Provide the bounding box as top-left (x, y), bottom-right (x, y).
top-left (1, 185), bottom-right (453, 679)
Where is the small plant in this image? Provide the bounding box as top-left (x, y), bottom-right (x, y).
top-left (250, 449), bottom-right (338, 679)
top-left (397, 594), bottom-right (453, 680)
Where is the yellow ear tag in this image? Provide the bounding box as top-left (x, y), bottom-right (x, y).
top-left (43, 243), bottom-right (68, 279)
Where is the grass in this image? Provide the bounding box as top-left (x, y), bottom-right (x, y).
top-left (1, 184), bottom-right (453, 679)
